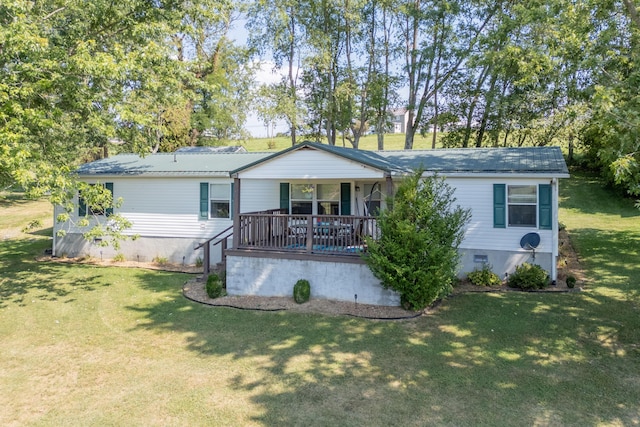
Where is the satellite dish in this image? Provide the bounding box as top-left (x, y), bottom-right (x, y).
top-left (520, 232), bottom-right (541, 250)
top-left (520, 232), bottom-right (540, 261)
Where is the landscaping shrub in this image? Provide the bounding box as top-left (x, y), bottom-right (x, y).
top-left (152, 256), bottom-right (168, 265)
top-left (507, 263), bottom-right (550, 290)
top-left (364, 171), bottom-right (471, 311)
top-left (566, 275), bottom-right (577, 288)
top-left (293, 279), bottom-right (311, 304)
top-left (467, 264), bottom-right (502, 286)
top-left (206, 274), bottom-right (224, 299)
top-left (112, 253), bottom-right (126, 262)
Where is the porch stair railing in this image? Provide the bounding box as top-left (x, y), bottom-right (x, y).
top-left (194, 225), bottom-right (233, 282)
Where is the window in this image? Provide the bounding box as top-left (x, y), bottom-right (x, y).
top-left (317, 183), bottom-right (340, 215)
top-left (508, 185), bottom-right (537, 227)
top-left (288, 183), bottom-right (344, 215)
top-left (291, 184), bottom-right (313, 214)
top-left (79, 183), bottom-right (113, 217)
top-left (209, 184), bottom-right (230, 219)
top-left (363, 183), bottom-right (383, 215)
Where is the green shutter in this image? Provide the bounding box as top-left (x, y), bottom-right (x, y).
top-left (493, 184), bottom-right (506, 228)
top-left (340, 183), bottom-right (351, 215)
top-left (539, 184), bottom-right (552, 230)
top-left (199, 183), bottom-right (209, 219)
top-left (105, 182), bottom-right (114, 216)
top-left (279, 183), bottom-right (289, 213)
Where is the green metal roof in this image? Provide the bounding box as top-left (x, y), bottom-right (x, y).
top-left (231, 141), bottom-right (569, 176)
top-left (378, 146), bottom-right (570, 175)
top-left (77, 142), bottom-right (569, 178)
top-left (76, 151), bottom-right (272, 177)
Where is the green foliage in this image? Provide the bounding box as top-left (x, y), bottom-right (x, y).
top-left (21, 219), bottom-right (43, 233)
top-left (467, 264), bottom-right (502, 287)
top-left (206, 274), bottom-right (224, 299)
top-left (507, 263), bottom-right (550, 290)
top-left (566, 275), bottom-right (576, 289)
top-left (153, 256), bottom-right (169, 266)
top-left (112, 253), bottom-right (126, 262)
top-left (293, 279), bottom-right (311, 304)
top-left (195, 257), bottom-right (203, 268)
top-left (364, 171), bottom-right (471, 311)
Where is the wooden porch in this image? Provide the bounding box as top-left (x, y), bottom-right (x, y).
top-left (196, 209), bottom-right (380, 281)
top-left (235, 209), bottom-right (379, 256)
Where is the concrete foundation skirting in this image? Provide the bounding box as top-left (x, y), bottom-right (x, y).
top-left (459, 249), bottom-right (553, 280)
top-left (54, 233), bottom-right (224, 265)
top-left (226, 255), bottom-right (401, 307)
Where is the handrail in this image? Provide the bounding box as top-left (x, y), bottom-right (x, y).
top-left (195, 224), bottom-right (234, 282)
top-left (194, 224), bottom-right (233, 250)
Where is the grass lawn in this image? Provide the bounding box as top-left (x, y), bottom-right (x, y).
top-left (1, 176), bottom-right (639, 426)
top-left (229, 133), bottom-right (439, 152)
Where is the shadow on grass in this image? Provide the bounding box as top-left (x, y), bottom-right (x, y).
top-left (115, 171), bottom-right (640, 425)
top-left (125, 267), bottom-right (640, 425)
top-left (568, 228), bottom-right (640, 286)
top-left (0, 238), bottom-right (108, 308)
top-left (561, 171), bottom-right (640, 218)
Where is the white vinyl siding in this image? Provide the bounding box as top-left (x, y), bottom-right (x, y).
top-left (446, 177), bottom-right (554, 255)
top-left (237, 149), bottom-right (385, 180)
top-left (239, 180), bottom-right (280, 213)
top-left (55, 177), bottom-right (235, 239)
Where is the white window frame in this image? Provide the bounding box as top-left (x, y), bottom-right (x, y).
top-left (209, 183), bottom-right (231, 219)
top-left (290, 183), bottom-right (341, 216)
top-left (507, 184), bottom-right (537, 228)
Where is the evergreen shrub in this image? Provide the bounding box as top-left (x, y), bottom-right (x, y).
top-left (206, 274), bottom-right (224, 299)
top-left (293, 279), bottom-right (311, 304)
top-left (507, 263), bottom-right (549, 290)
top-left (467, 264), bottom-right (502, 286)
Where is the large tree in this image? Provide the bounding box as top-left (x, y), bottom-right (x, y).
top-left (0, 0), bottom-right (188, 194)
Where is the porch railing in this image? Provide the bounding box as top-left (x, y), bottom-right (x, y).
top-left (236, 212), bottom-right (379, 256)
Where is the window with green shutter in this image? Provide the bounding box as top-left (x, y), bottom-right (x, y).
top-left (78, 183), bottom-right (113, 217)
top-left (494, 183), bottom-right (553, 229)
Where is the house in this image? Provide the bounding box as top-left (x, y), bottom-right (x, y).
top-left (53, 142), bottom-right (569, 306)
top-left (390, 108), bottom-right (409, 133)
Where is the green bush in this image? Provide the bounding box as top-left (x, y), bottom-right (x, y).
top-left (293, 279), bottom-right (311, 304)
top-left (364, 172), bottom-right (471, 311)
top-left (467, 264), bottom-right (502, 287)
top-left (566, 275), bottom-right (577, 288)
top-left (206, 274), bottom-right (224, 299)
top-left (507, 263), bottom-right (550, 290)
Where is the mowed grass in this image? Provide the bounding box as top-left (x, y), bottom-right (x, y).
top-left (235, 133), bottom-right (439, 152)
top-left (1, 176), bottom-right (639, 426)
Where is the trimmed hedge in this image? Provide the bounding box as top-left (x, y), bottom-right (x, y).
top-left (507, 263), bottom-right (549, 290)
top-left (467, 264), bottom-right (502, 287)
top-left (206, 274), bottom-right (224, 299)
top-left (293, 279), bottom-right (311, 304)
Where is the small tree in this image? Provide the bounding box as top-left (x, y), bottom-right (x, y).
top-left (364, 171), bottom-right (471, 311)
